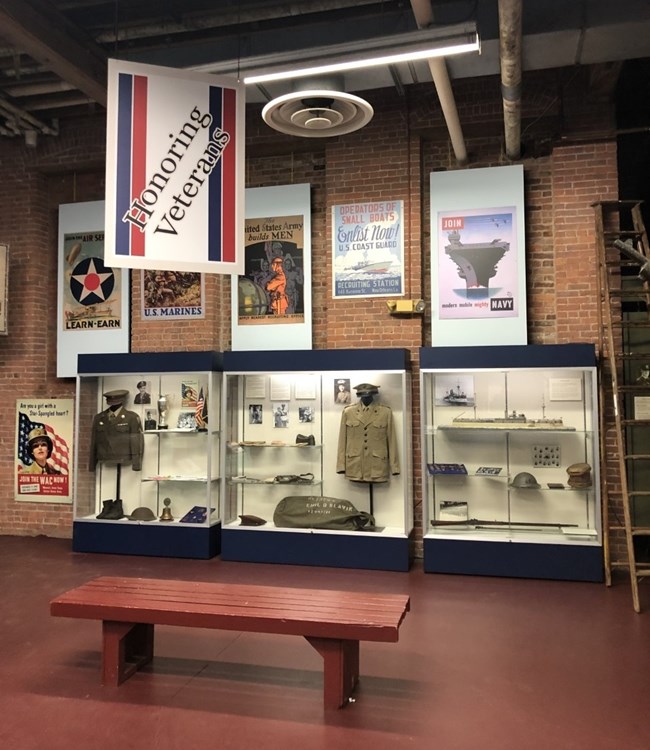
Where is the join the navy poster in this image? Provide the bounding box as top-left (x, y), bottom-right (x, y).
top-left (105, 60), bottom-right (245, 274)
top-left (332, 201), bottom-right (404, 298)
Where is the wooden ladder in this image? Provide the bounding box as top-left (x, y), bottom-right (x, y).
top-left (593, 199), bottom-right (650, 612)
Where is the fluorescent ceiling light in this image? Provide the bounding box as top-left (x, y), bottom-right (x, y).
top-left (242, 22), bottom-right (479, 85)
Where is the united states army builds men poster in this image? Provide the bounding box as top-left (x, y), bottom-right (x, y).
top-left (237, 215), bottom-right (305, 325)
top-left (61, 231), bottom-right (122, 331)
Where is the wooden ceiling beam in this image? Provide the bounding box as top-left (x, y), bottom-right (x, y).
top-left (0, 0), bottom-right (107, 106)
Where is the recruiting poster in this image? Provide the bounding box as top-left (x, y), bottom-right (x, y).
top-left (332, 200), bottom-right (403, 298)
top-left (104, 60), bottom-right (245, 274)
top-left (437, 207), bottom-right (518, 319)
top-left (57, 201), bottom-right (130, 378)
top-left (231, 184), bottom-right (312, 351)
top-left (141, 270), bottom-right (204, 319)
top-left (237, 216), bottom-right (305, 326)
top-left (430, 165), bottom-right (527, 347)
top-left (15, 399), bottom-right (73, 503)
top-left (61, 229), bottom-right (122, 331)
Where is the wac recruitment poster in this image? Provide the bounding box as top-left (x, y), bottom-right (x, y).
top-left (16, 399), bottom-right (74, 503)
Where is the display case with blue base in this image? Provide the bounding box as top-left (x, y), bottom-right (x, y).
top-left (420, 344), bottom-right (603, 582)
top-left (73, 351), bottom-right (223, 559)
top-left (221, 348), bottom-right (413, 571)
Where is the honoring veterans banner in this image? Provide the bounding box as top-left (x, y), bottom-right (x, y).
top-left (105, 60), bottom-right (245, 274)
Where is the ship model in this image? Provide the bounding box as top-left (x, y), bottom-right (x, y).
top-left (441, 406), bottom-right (574, 431)
top-left (445, 230), bottom-right (509, 294)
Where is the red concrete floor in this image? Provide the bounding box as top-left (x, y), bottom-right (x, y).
top-left (0, 535), bottom-right (649, 750)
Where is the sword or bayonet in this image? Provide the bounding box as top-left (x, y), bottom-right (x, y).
top-left (431, 519), bottom-right (578, 528)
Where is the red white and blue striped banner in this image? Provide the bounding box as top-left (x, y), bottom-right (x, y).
top-left (105, 60), bottom-right (245, 274)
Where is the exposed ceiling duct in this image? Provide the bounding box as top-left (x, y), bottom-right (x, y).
top-left (410, 0), bottom-right (469, 165)
top-left (498, 0), bottom-right (523, 160)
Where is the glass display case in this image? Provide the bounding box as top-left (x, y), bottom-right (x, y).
top-left (420, 344), bottom-right (603, 581)
top-left (221, 348), bottom-right (412, 571)
top-left (73, 351), bottom-right (223, 559)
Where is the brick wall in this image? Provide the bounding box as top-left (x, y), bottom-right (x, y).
top-left (0, 66), bottom-right (620, 552)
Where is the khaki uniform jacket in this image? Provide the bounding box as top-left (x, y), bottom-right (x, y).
top-left (89, 407), bottom-right (144, 471)
top-left (337, 402), bottom-right (400, 482)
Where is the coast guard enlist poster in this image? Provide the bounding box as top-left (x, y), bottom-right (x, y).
top-left (105, 60), bottom-right (245, 274)
top-left (430, 165), bottom-right (527, 347)
top-left (332, 200), bottom-right (404, 298)
top-left (15, 399), bottom-right (73, 503)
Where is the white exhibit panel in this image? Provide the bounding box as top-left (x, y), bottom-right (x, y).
top-left (430, 165), bottom-right (527, 347)
top-left (57, 201), bottom-right (130, 378)
top-left (231, 183), bottom-right (312, 351)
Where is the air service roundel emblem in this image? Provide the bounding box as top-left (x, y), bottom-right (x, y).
top-left (69, 257), bottom-right (115, 306)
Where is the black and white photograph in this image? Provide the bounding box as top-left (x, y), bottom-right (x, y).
top-left (298, 406), bottom-right (313, 423)
top-left (249, 404), bottom-right (263, 424)
top-left (273, 402), bottom-right (289, 428)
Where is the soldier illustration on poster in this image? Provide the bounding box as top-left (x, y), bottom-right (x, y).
top-left (237, 215), bottom-right (305, 325)
top-left (16, 399), bottom-right (74, 502)
top-left (61, 231), bottom-right (122, 332)
top-left (141, 269), bottom-right (204, 319)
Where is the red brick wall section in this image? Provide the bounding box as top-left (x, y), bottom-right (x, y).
top-left (0, 68), bottom-right (620, 551)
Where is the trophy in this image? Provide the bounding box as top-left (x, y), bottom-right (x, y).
top-left (157, 394), bottom-right (169, 430)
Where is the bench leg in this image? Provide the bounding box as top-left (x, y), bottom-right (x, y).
top-left (305, 637), bottom-right (359, 710)
top-left (102, 621), bottom-right (154, 686)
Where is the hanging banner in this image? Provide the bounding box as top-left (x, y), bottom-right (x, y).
top-left (105, 59), bottom-right (245, 274)
top-left (16, 399), bottom-right (74, 503)
top-left (332, 200), bottom-right (404, 298)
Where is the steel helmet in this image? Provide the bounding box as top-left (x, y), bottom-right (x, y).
top-left (509, 471), bottom-right (541, 489)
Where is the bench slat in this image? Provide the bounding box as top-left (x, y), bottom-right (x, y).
top-left (50, 576), bottom-right (410, 643)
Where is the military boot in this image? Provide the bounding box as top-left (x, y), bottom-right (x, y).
top-left (104, 499), bottom-right (125, 520)
top-left (96, 499), bottom-right (114, 519)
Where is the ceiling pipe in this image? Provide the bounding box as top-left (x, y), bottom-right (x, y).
top-left (410, 0), bottom-right (468, 165)
top-left (498, 0), bottom-right (522, 160)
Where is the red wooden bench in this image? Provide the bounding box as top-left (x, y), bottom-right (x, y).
top-left (50, 576), bottom-right (410, 710)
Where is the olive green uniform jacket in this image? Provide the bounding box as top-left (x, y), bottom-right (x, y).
top-left (336, 402), bottom-right (400, 482)
top-left (89, 407), bottom-right (144, 471)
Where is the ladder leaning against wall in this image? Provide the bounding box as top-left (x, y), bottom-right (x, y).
top-left (593, 199), bottom-right (650, 612)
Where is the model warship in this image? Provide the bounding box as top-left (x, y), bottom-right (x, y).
top-left (441, 408), bottom-right (574, 431)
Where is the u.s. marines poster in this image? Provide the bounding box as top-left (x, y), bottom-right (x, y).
top-left (16, 399), bottom-right (73, 503)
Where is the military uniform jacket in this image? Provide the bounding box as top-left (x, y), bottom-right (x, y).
top-left (337, 402), bottom-right (400, 483)
top-left (89, 407), bottom-right (144, 471)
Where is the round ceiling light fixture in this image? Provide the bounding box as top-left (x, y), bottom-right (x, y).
top-left (262, 89), bottom-right (373, 137)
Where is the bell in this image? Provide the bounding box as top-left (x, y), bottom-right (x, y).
top-left (159, 497), bottom-right (174, 522)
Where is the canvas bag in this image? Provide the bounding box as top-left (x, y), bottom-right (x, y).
top-left (273, 495), bottom-right (375, 531)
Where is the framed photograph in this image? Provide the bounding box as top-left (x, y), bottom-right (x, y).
top-left (0, 243), bottom-right (7, 335)
top-left (176, 411), bottom-right (197, 430)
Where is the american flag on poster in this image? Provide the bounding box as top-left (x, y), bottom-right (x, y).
top-left (17, 412), bottom-right (70, 475)
top-left (104, 59), bottom-right (245, 275)
top-left (195, 388), bottom-right (208, 430)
